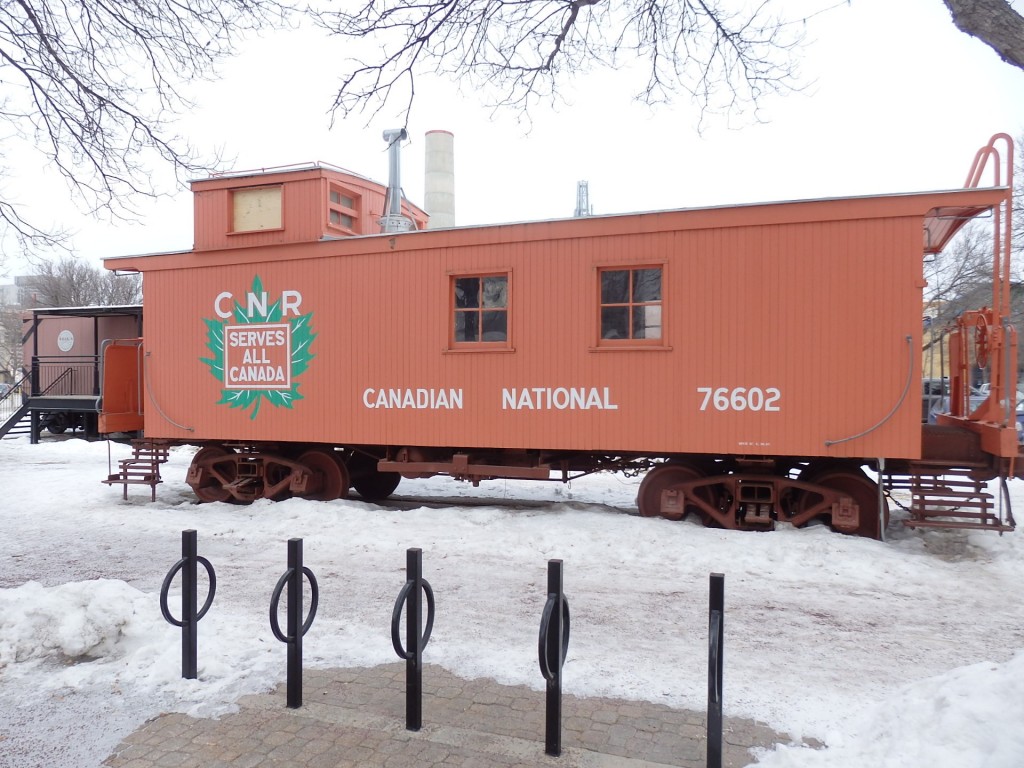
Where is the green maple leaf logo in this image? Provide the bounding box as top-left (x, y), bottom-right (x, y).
top-left (199, 275), bottom-right (316, 420)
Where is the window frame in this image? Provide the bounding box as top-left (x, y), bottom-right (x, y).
top-left (448, 270), bottom-right (513, 351)
top-left (595, 263), bottom-right (666, 349)
top-left (326, 183), bottom-right (361, 235)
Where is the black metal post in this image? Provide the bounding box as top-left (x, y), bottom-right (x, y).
top-left (538, 559), bottom-right (570, 757)
top-left (406, 548), bottom-right (423, 730)
top-left (547, 560), bottom-right (563, 756)
top-left (286, 538), bottom-right (303, 708)
top-left (159, 529), bottom-right (217, 680)
top-left (181, 530), bottom-right (198, 679)
top-left (391, 547), bottom-right (435, 731)
top-left (707, 572), bottom-right (725, 768)
top-left (270, 538), bottom-right (319, 710)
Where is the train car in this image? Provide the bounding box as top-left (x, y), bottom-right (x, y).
top-left (99, 135), bottom-right (1018, 539)
top-left (0, 305), bottom-right (143, 440)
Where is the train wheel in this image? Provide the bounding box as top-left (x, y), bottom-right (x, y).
top-left (297, 449), bottom-right (348, 501)
top-left (45, 413), bottom-right (68, 434)
top-left (637, 463), bottom-right (710, 522)
top-left (346, 452), bottom-right (401, 500)
top-left (809, 469), bottom-right (889, 539)
top-left (188, 445), bottom-right (235, 503)
top-left (352, 467), bottom-right (402, 501)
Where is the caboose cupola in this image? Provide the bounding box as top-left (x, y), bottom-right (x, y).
top-left (190, 162), bottom-right (428, 252)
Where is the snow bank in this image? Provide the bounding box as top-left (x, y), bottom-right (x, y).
top-left (756, 651), bottom-right (1024, 767)
top-left (0, 580), bottom-right (152, 664)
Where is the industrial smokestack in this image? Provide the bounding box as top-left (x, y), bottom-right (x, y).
top-left (424, 130), bottom-right (455, 228)
top-left (380, 128), bottom-right (415, 233)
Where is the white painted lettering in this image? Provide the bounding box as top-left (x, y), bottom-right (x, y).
top-left (228, 365), bottom-right (286, 383)
top-left (215, 291), bottom-right (233, 319)
top-left (361, 388), bottom-right (464, 410)
top-left (552, 388), bottom-right (569, 409)
top-left (281, 290), bottom-right (302, 317)
top-left (247, 291), bottom-right (268, 318)
top-left (603, 387), bottom-right (618, 409)
top-left (501, 387), bottom-right (618, 411)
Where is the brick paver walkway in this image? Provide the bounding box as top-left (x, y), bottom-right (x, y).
top-left (103, 664), bottom-right (800, 767)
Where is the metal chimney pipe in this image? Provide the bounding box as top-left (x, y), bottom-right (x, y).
top-left (380, 128), bottom-right (414, 233)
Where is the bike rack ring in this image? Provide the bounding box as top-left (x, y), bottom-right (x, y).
top-left (159, 555), bottom-right (217, 627)
top-left (537, 593), bottom-right (571, 682)
top-left (391, 578), bottom-right (435, 659)
top-left (269, 566), bottom-right (319, 642)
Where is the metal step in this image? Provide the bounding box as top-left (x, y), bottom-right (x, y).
top-left (101, 440), bottom-right (170, 501)
top-left (886, 472), bottom-right (1015, 533)
top-left (0, 404), bottom-right (31, 439)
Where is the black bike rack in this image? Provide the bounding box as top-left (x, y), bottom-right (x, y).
top-left (156, 533), bottom-right (724, 764)
top-left (538, 559), bottom-right (570, 757)
top-left (391, 547), bottom-right (436, 731)
top-left (159, 529), bottom-right (216, 680)
top-left (707, 572), bottom-right (725, 768)
top-left (270, 538), bottom-right (319, 709)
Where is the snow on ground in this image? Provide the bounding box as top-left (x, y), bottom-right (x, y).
top-left (1, 435), bottom-right (1023, 767)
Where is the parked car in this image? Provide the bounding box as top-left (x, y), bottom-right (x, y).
top-left (932, 381), bottom-right (1024, 443)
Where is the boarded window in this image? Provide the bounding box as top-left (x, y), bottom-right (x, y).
top-left (231, 186), bottom-right (283, 232)
top-left (453, 274), bottom-right (509, 345)
top-left (599, 267), bottom-right (662, 342)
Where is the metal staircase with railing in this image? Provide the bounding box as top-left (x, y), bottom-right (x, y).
top-left (0, 374), bottom-right (31, 439)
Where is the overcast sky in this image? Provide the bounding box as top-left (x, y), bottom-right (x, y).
top-left (3, 0), bottom-right (1024, 277)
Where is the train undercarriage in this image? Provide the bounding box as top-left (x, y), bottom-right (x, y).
top-left (161, 423), bottom-right (1017, 539)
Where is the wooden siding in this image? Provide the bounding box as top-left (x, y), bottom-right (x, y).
top-left (116, 188), bottom-right (1006, 461)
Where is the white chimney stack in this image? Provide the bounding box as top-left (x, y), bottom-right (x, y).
top-left (424, 130), bottom-right (455, 228)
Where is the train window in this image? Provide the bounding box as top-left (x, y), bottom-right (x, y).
top-left (231, 186), bottom-right (283, 232)
top-left (452, 274), bottom-right (509, 346)
top-left (599, 267), bottom-right (663, 343)
top-left (329, 210), bottom-right (354, 228)
top-left (330, 190), bottom-right (354, 209)
top-left (327, 184), bottom-right (360, 235)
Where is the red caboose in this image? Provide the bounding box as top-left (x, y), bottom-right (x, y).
top-left (100, 135), bottom-right (1018, 539)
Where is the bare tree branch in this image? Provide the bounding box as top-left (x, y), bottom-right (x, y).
top-left (0, 0), bottom-right (295, 262)
top-left (312, 0), bottom-right (822, 127)
top-left (20, 255), bottom-right (141, 307)
top-left (943, 0), bottom-right (1024, 69)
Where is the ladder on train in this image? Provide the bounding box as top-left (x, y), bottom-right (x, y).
top-left (103, 440), bottom-right (170, 501)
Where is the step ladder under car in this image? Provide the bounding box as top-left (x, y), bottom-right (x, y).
top-left (102, 440), bottom-right (170, 501)
top-left (885, 471), bottom-right (1016, 533)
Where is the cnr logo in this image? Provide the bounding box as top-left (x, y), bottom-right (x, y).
top-left (201, 276), bottom-right (316, 420)
top-left (213, 289), bottom-right (304, 319)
